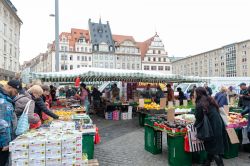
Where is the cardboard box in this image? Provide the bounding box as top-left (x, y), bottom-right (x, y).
top-left (62, 146), bottom-right (76, 154)
top-left (29, 158), bottom-right (45, 166)
top-left (46, 148), bottom-right (62, 158)
top-left (12, 159), bottom-right (29, 166)
top-left (29, 150), bottom-right (45, 159)
top-left (11, 150), bottom-right (29, 160)
top-left (9, 140), bottom-right (29, 151)
top-left (45, 157), bottom-right (62, 166)
top-left (46, 139), bottom-right (62, 149)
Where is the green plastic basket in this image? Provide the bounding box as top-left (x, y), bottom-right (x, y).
top-left (167, 135), bottom-right (192, 166)
top-left (139, 113), bottom-right (146, 127)
top-left (223, 129), bottom-right (240, 159)
top-left (82, 134), bottom-right (94, 159)
top-left (192, 151), bottom-right (207, 164)
top-left (144, 126), bottom-right (162, 154)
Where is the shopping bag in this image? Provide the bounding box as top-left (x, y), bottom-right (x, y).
top-left (30, 113), bottom-right (41, 129)
top-left (196, 113), bottom-right (214, 141)
top-left (15, 100), bottom-right (32, 135)
top-left (187, 124), bottom-right (205, 152)
top-left (94, 127), bottom-right (101, 144)
top-left (184, 134), bottom-right (190, 152)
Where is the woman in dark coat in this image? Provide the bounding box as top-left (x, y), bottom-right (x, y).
top-left (194, 87), bottom-right (228, 166)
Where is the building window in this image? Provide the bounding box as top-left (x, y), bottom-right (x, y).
top-left (77, 65), bottom-right (80, 68)
top-left (3, 23), bottom-right (7, 36)
top-left (85, 47), bottom-right (87, 52)
top-left (153, 58), bottom-right (156, 62)
top-left (148, 57), bottom-right (150, 61)
top-left (144, 66), bottom-right (149, 70)
top-left (105, 62), bottom-right (108, 68)
top-left (82, 56), bottom-right (84, 61)
top-left (110, 63), bottom-right (113, 68)
top-left (127, 63), bottom-right (130, 69)
top-left (158, 66), bottom-right (163, 70)
top-left (153, 50), bottom-right (155, 54)
top-left (85, 56), bottom-right (87, 61)
top-left (117, 63), bottom-right (121, 69)
top-left (70, 55), bottom-right (73, 61)
top-left (70, 65), bottom-right (73, 70)
top-left (89, 57), bottom-right (91, 61)
top-left (163, 58), bottom-right (166, 62)
top-left (61, 65), bottom-right (67, 70)
top-left (81, 47), bottom-right (84, 52)
top-left (77, 56), bottom-right (80, 61)
top-left (4, 40), bottom-right (7, 53)
top-left (151, 66), bottom-right (157, 70)
top-left (61, 54), bottom-right (67, 60)
top-left (105, 55), bottom-right (108, 60)
top-left (100, 62), bottom-right (103, 68)
top-left (122, 63), bottom-right (125, 69)
top-left (77, 47), bottom-right (79, 52)
top-left (158, 58), bottom-right (161, 62)
top-left (158, 50), bottom-right (161, 54)
top-left (9, 44), bottom-right (12, 55)
top-left (165, 66), bottom-right (170, 71)
top-left (137, 64), bottom-right (140, 69)
top-left (132, 64), bottom-right (135, 70)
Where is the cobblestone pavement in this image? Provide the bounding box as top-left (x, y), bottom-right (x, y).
top-left (92, 115), bottom-right (250, 166)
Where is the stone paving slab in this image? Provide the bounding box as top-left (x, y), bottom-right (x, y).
top-left (92, 116), bottom-right (250, 166)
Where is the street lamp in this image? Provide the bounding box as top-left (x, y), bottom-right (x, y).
top-left (50, 0), bottom-right (59, 72)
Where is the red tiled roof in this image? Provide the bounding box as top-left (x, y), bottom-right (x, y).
top-left (112, 35), bottom-right (136, 44)
top-left (137, 36), bottom-right (154, 59)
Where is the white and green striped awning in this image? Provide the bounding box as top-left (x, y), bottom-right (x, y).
top-left (31, 67), bottom-right (209, 83)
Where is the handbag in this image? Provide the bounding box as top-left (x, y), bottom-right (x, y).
top-left (15, 100), bottom-right (32, 136)
top-left (196, 112), bottom-right (214, 141)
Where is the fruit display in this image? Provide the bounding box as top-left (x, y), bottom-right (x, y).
top-left (154, 119), bottom-right (188, 136)
top-left (175, 114), bottom-right (196, 123)
top-left (227, 112), bottom-right (248, 128)
top-left (144, 102), bottom-right (160, 110)
top-left (54, 109), bottom-right (76, 121)
top-left (144, 99), bottom-right (152, 104)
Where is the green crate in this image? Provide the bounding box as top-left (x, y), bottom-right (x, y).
top-left (192, 151), bottom-right (207, 164)
top-left (223, 129), bottom-right (240, 159)
top-left (167, 135), bottom-right (192, 166)
top-left (243, 144), bottom-right (250, 152)
top-left (139, 113), bottom-right (146, 127)
top-left (82, 134), bottom-right (94, 159)
top-left (144, 126), bottom-right (162, 154)
top-left (229, 107), bottom-right (242, 113)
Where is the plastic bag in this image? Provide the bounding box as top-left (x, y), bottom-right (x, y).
top-left (16, 101), bottom-right (31, 135)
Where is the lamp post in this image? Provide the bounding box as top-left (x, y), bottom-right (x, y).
top-left (50, 0), bottom-right (59, 72)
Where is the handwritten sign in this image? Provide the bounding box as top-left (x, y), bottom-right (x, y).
top-left (139, 99), bottom-right (144, 108)
top-left (183, 100), bottom-right (188, 106)
top-left (226, 128), bottom-right (239, 144)
top-left (167, 108), bottom-right (175, 122)
top-left (160, 98), bottom-right (167, 109)
top-left (230, 97), bottom-right (235, 105)
top-left (168, 101), bottom-right (174, 107)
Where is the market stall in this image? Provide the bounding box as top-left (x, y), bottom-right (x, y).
top-left (9, 107), bottom-right (98, 166)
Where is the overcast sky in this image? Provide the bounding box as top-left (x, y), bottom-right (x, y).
top-left (11, 0), bottom-right (250, 64)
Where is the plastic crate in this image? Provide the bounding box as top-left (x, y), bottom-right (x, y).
top-left (144, 126), bottom-right (162, 154)
top-left (223, 129), bottom-right (240, 159)
top-left (112, 111), bottom-right (120, 120)
top-left (82, 134), bottom-right (94, 159)
top-left (105, 112), bottom-right (113, 120)
top-left (229, 107), bottom-right (242, 113)
top-left (139, 113), bottom-right (146, 127)
top-left (167, 135), bottom-right (192, 166)
top-left (192, 151), bottom-right (207, 164)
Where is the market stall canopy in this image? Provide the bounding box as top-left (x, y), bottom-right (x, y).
top-left (30, 67), bottom-right (209, 83)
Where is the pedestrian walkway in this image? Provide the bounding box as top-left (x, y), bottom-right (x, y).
top-left (92, 116), bottom-right (250, 166)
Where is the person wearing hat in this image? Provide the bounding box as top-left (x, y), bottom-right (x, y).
top-left (0, 80), bottom-right (21, 166)
top-left (238, 83), bottom-right (249, 109)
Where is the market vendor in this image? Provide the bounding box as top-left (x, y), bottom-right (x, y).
top-left (28, 85), bottom-right (60, 121)
top-left (177, 87), bottom-right (186, 105)
top-left (111, 83), bottom-right (120, 100)
top-left (75, 83), bottom-right (90, 113)
top-left (166, 84), bottom-right (175, 102)
top-left (155, 86), bottom-right (164, 104)
top-left (143, 84), bottom-right (153, 99)
top-left (0, 80), bottom-right (21, 166)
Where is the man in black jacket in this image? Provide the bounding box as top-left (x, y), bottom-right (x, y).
top-left (238, 83), bottom-right (249, 109)
top-left (204, 83), bottom-right (212, 96)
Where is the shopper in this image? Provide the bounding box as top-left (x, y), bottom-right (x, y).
top-left (92, 87), bottom-right (102, 108)
top-left (75, 83), bottom-right (90, 113)
top-left (155, 86), bottom-right (164, 104)
top-left (240, 86), bottom-right (250, 159)
top-left (194, 87), bottom-right (227, 166)
top-left (204, 83), bottom-right (213, 96)
top-left (28, 85), bottom-right (59, 121)
top-left (166, 84), bottom-right (175, 102)
top-left (214, 86), bottom-right (228, 108)
top-left (189, 85), bottom-right (197, 100)
top-left (111, 83), bottom-right (120, 100)
top-left (13, 90), bottom-right (40, 125)
top-left (41, 85), bottom-right (52, 107)
top-left (0, 80), bottom-right (21, 166)
top-left (177, 87), bottom-right (186, 105)
top-left (50, 85), bottom-right (57, 101)
top-left (238, 83), bottom-right (249, 109)
top-left (228, 86), bottom-right (237, 103)
top-left (66, 86), bottom-right (76, 98)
